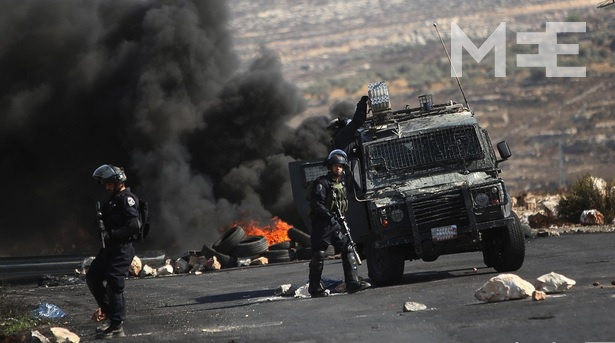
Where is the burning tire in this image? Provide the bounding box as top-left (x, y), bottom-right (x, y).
top-left (230, 235), bottom-right (269, 258)
top-left (287, 228), bottom-right (311, 248)
top-left (213, 226), bottom-right (246, 254)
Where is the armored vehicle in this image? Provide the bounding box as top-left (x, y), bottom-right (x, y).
top-left (289, 81), bottom-right (524, 286)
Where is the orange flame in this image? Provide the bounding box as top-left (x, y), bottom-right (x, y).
top-left (233, 217), bottom-right (291, 246)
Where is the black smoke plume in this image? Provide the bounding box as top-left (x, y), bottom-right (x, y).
top-left (0, 0), bottom-right (354, 257)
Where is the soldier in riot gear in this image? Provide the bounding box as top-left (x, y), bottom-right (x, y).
top-left (327, 95), bottom-right (369, 154)
top-left (307, 150), bottom-right (371, 297)
top-left (87, 164), bottom-right (141, 339)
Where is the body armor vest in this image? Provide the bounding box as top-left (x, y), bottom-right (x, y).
top-left (325, 180), bottom-right (348, 214)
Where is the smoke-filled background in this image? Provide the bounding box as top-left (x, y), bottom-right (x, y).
top-left (0, 0), bottom-right (353, 257)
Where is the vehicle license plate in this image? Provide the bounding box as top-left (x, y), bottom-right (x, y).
top-left (431, 225), bottom-right (458, 242)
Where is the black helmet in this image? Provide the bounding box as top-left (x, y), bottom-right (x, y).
top-left (327, 118), bottom-right (351, 135)
top-left (92, 164), bottom-right (127, 184)
top-left (325, 149), bottom-right (348, 167)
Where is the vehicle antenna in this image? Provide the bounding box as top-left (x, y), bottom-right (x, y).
top-left (433, 22), bottom-right (472, 114)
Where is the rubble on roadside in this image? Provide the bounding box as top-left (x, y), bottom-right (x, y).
top-left (512, 192), bottom-right (615, 237)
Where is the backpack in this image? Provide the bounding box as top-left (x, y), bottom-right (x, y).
top-left (135, 199), bottom-right (151, 242)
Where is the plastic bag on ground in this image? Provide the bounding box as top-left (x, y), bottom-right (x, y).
top-left (33, 302), bottom-right (67, 319)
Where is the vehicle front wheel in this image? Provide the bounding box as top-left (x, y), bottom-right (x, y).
top-left (482, 215), bottom-right (525, 272)
top-left (366, 243), bottom-right (405, 286)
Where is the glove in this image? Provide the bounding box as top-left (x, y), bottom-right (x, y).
top-left (357, 96), bottom-right (368, 112)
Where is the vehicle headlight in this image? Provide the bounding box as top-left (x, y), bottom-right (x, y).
top-left (474, 192), bottom-right (490, 207)
top-left (390, 208), bottom-right (404, 222)
top-left (471, 184), bottom-right (504, 208)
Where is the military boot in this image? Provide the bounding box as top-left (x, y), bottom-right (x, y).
top-left (342, 252), bottom-right (371, 294)
top-left (308, 250), bottom-right (329, 298)
top-left (95, 320), bottom-right (125, 339)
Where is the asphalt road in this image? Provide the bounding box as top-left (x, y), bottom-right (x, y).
top-left (9, 233), bottom-right (615, 342)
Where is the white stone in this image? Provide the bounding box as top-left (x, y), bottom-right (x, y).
top-left (474, 274), bottom-right (535, 302)
top-left (237, 258), bottom-right (251, 267)
top-left (140, 264), bottom-right (157, 277)
top-left (274, 284), bottom-right (294, 296)
top-left (157, 264), bottom-right (174, 275)
top-left (250, 257), bottom-right (268, 265)
top-left (294, 283), bottom-right (311, 298)
top-left (129, 256), bottom-right (142, 277)
top-left (30, 330), bottom-right (50, 343)
top-left (206, 256), bottom-right (221, 270)
top-left (535, 272), bottom-right (576, 293)
top-left (50, 327), bottom-right (80, 343)
top-left (403, 302), bottom-right (428, 312)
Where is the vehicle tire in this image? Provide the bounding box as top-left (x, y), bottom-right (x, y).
top-left (288, 227), bottom-right (311, 248)
top-left (268, 241), bottom-right (291, 250)
top-left (366, 243), bottom-right (405, 286)
top-left (212, 226), bottom-right (246, 255)
top-left (483, 215), bottom-right (525, 272)
top-left (230, 235), bottom-right (269, 258)
top-left (201, 243), bottom-right (237, 268)
top-left (263, 249), bottom-right (292, 263)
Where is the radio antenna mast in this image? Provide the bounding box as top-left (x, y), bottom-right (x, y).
top-left (433, 22), bottom-right (472, 114)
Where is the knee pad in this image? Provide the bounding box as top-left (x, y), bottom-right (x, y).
top-left (309, 250), bottom-right (326, 267)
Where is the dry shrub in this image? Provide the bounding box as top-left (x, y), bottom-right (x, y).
top-left (559, 174), bottom-right (615, 223)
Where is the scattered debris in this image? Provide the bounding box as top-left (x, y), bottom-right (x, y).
top-left (50, 327), bottom-right (80, 343)
top-left (535, 272), bottom-right (576, 293)
top-left (250, 257), bottom-right (269, 265)
top-left (30, 330), bottom-right (50, 343)
top-left (237, 258), bottom-right (252, 267)
top-left (475, 274), bottom-right (535, 302)
top-left (205, 256), bottom-right (221, 271)
top-left (74, 256), bottom-right (94, 277)
top-left (32, 302), bottom-right (66, 319)
top-left (39, 275), bottom-right (84, 287)
top-left (140, 264), bottom-right (157, 277)
top-left (174, 258), bottom-right (189, 273)
top-left (275, 284), bottom-right (295, 296)
top-left (403, 302), bottom-right (428, 312)
top-left (294, 283), bottom-right (312, 298)
top-left (580, 209), bottom-right (605, 225)
top-left (532, 290), bottom-right (547, 301)
top-left (130, 256), bottom-right (142, 277)
top-left (157, 264), bottom-right (174, 275)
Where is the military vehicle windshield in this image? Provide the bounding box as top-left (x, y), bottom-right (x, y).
top-left (365, 125), bottom-right (484, 182)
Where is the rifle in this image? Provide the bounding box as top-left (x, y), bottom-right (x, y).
top-left (331, 193), bottom-right (362, 265)
top-left (96, 201), bottom-right (106, 248)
